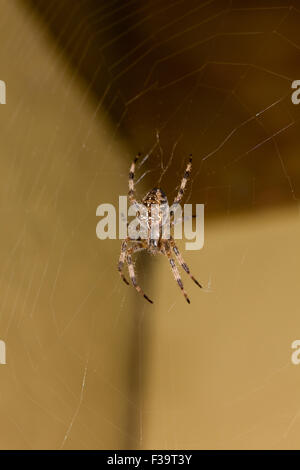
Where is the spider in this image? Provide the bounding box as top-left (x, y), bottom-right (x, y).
top-left (118, 153), bottom-right (202, 304)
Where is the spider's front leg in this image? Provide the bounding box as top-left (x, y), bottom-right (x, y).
top-left (128, 153), bottom-right (141, 205)
top-left (173, 154), bottom-right (192, 206)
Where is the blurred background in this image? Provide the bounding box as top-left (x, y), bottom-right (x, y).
top-left (0, 0), bottom-right (300, 449)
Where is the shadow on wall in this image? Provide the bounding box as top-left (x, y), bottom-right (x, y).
top-left (24, 0), bottom-right (300, 216)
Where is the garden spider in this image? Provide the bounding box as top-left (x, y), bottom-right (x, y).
top-left (118, 153), bottom-right (202, 304)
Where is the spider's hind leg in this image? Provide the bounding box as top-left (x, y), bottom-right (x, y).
top-left (170, 238), bottom-right (202, 288)
top-left (127, 253), bottom-right (153, 304)
top-left (164, 244), bottom-right (190, 304)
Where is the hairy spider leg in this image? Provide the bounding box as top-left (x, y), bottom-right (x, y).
top-left (127, 253), bottom-right (153, 304)
top-left (173, 154), bottom-right (192, 205)
top-left (170, 237), bottom-right (202, 288)
top-left (128, 153), bottom-right (141, 205)
top-left (165, 243), bottom-right (190, 304)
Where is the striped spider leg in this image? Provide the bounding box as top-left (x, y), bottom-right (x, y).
top-left (118, 238), bottom-right (153, 303)
top-left (170, 154), bottom-right (193, 226)
top-left (173, 154), bottom-right (192, 205)
top-left (169, 237), bottom-right (202, 289)
top-left (163, 241), bottom-right (191, 304)
top-left (128, 152), bottom-right (140, 206)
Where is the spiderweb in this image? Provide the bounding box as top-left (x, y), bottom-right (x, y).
top-left (0, 0), bottom-right (300, 450)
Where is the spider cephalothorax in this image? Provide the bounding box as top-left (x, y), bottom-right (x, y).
top-left (118, 153), bottom-right (202, 304)
top-left (142, 187), bottom-right (168, 207)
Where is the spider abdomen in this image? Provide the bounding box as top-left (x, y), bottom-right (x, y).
top-left (142, 188), bottom-right (169, 251)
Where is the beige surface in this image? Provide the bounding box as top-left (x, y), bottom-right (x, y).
top-left (0, 0), bottom-right (141, 449)
top-left (142, 207), bottom-right (300, 449)
top-left (0, 0), bottom-right (300, 450)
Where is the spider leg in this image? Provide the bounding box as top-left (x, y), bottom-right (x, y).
top-left (118, 240), bottom-right (145, 285)
top-left (164, 243), bottom-right (190, 304)
top-left (128, 153), bottom-right (141, 205)
top-left (173, 154), bottom-right (192, 206)
top-left (170, 238), bottom-right (202, 288)
top-left (118, 238), bottom-right (130, 285)
top-left (127, 253), bottom-right (153, 304)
